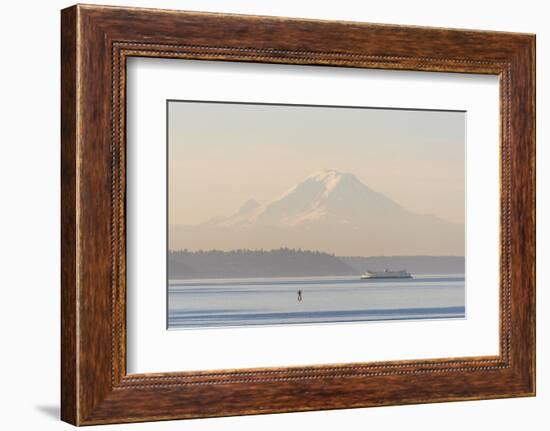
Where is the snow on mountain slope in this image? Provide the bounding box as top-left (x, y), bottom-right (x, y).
top-left (172, 169), bottom-right (464, 256)
top-left (208, 169), bottom-right (411, 228)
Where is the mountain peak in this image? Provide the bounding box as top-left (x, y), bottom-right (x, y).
top-left (308, 168), bottom-right (346, 181)
top-left (211, 169), bottom-right (397, 229)
top-left (309, 168), bottom-right (341, 177)
top-left (176, 169), bottom-right (464, 255)
top-left (305, 169), bottom-right (361, 195)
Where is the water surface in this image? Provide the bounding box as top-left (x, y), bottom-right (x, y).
top-left (168, 274), bottom-right (465, 329)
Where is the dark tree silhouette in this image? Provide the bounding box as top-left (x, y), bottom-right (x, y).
top-left (168, 248), bottom-right (464, 280)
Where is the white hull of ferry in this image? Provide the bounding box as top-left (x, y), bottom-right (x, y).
top-left (360, 270), bottom-right (412, 279)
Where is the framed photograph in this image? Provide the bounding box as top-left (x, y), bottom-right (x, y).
top-left (61, 4), bottom-right (535, 425)
top-left (165, 101), bottom-right (467, 330)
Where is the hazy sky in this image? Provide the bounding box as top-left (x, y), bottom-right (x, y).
top-left (168, 101), bottom-right (465, 226)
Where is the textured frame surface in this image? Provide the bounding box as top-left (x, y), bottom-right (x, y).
top-left (61, 4), bottom-right (535, 425)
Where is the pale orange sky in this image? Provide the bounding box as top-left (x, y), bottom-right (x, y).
top-left (168, 101), bottom-right (465, 226)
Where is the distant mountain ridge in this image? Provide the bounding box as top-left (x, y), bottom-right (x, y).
top-left (168, 248), bottom-right (465, 280)
top-left (170, 169), bottom-right (464, 256)
top-left (202, 169), bottom-right (408, 228)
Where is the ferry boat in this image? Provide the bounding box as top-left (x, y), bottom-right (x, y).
top-left (360, 269), bottom-right (413, 279)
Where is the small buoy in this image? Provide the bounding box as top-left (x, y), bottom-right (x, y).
top-left (297, 290), bottom-right (303, 302)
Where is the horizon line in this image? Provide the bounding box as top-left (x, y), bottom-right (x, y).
top-left (168, 248), bottom-right (465, 258)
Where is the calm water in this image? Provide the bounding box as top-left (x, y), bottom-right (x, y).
top-left (168, 274), bottom-right (465, 329)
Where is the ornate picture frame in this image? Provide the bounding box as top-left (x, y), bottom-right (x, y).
top-left (61, 4), bottom-right (535, 425)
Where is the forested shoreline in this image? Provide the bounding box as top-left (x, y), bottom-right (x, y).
top-left (168, 248), bottom-right (465, 280)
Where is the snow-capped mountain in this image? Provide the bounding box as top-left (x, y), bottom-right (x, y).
top-left (207, 170), bottom-right (409, 229)
top-left (170, 169), bottom-right (464, 256)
